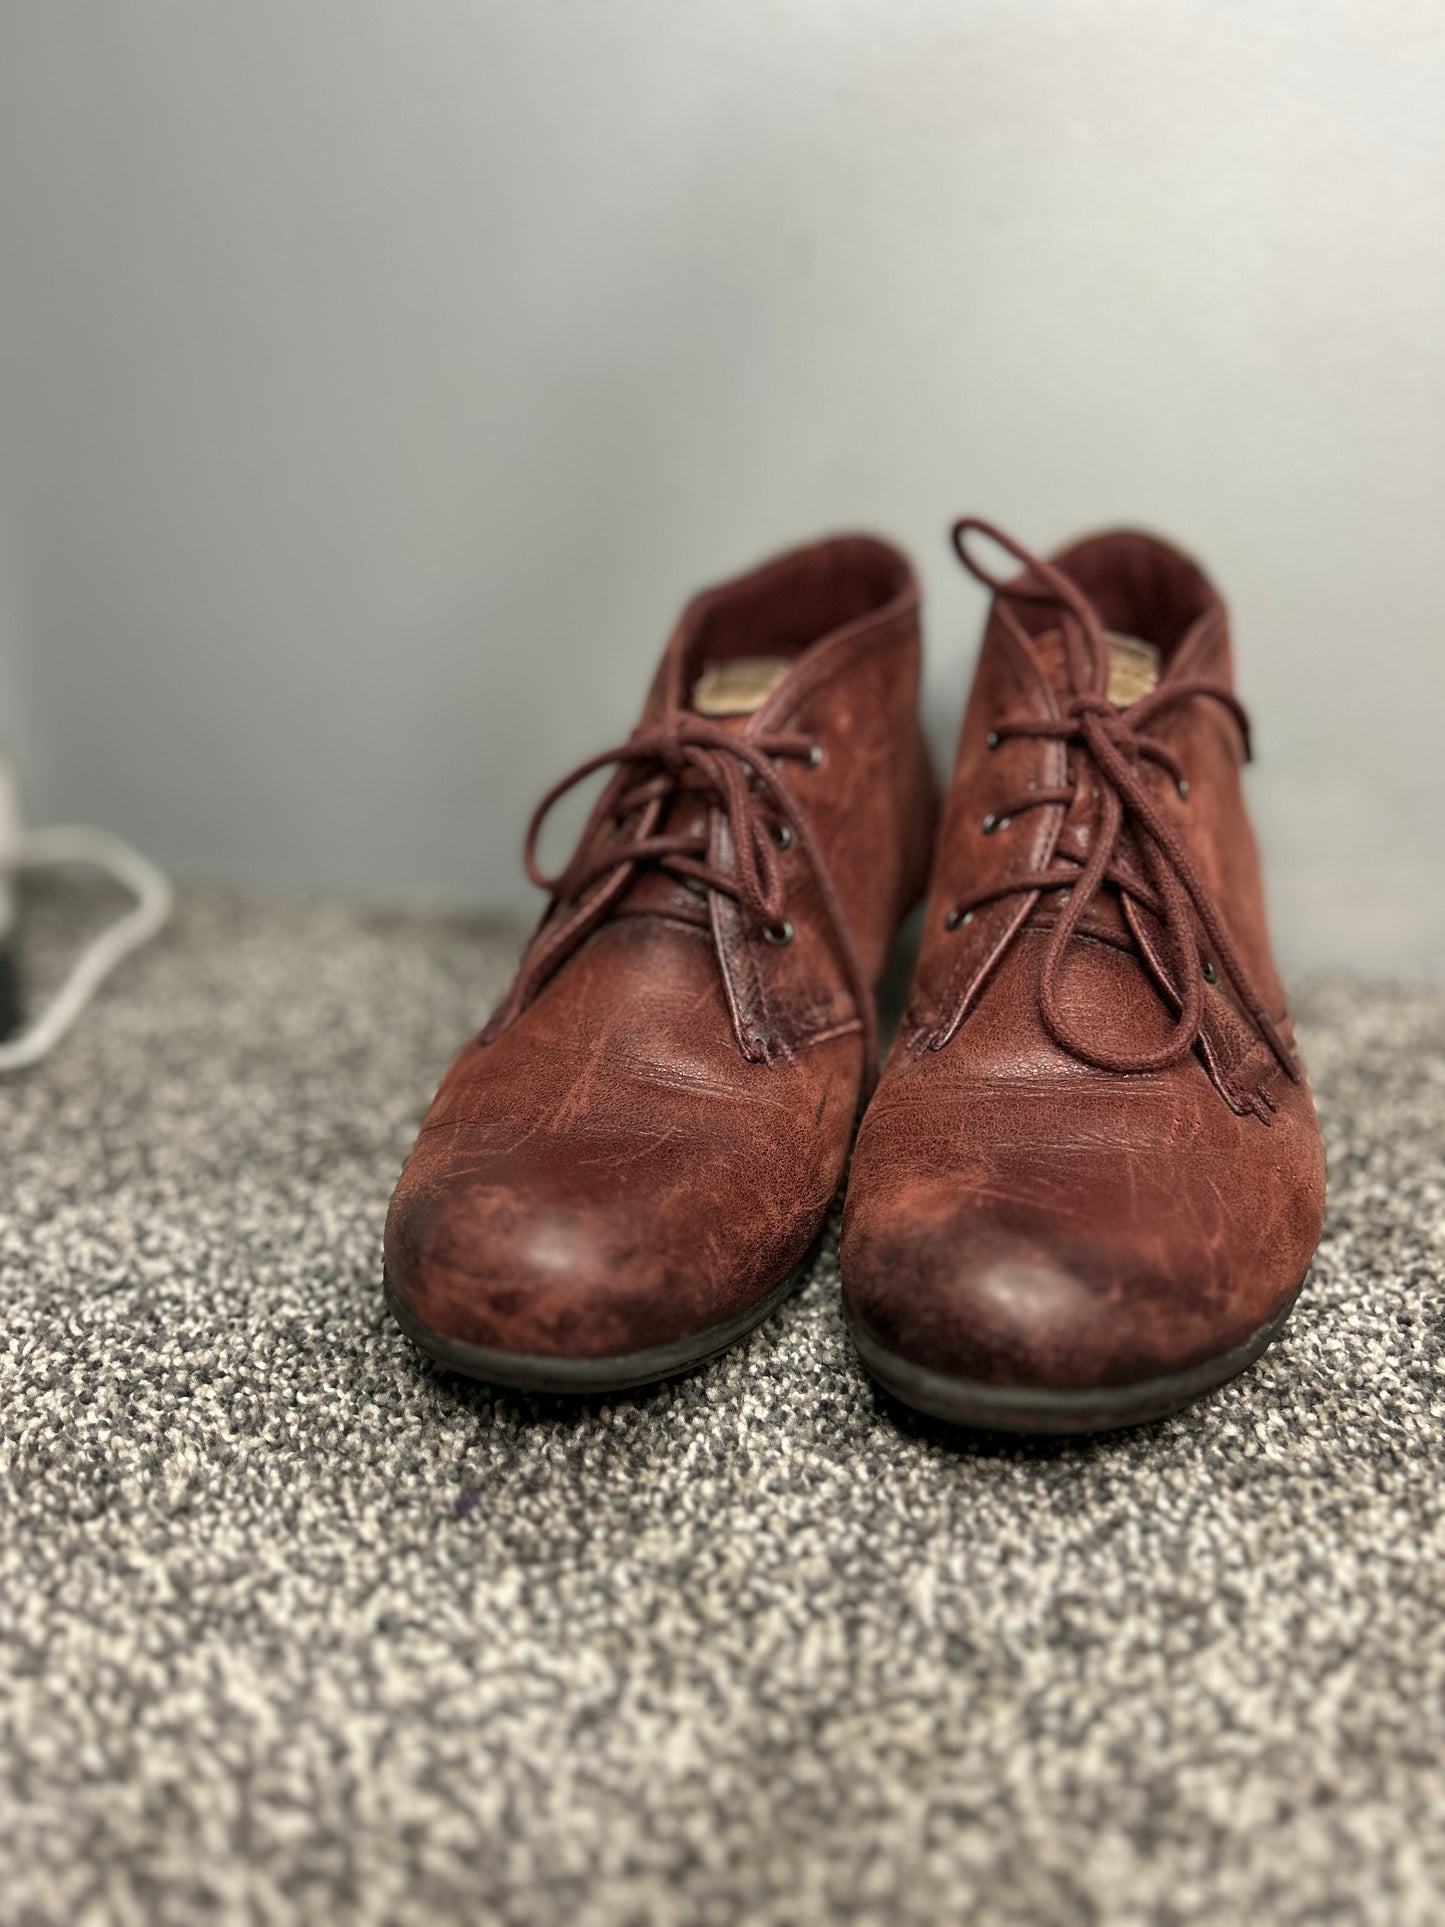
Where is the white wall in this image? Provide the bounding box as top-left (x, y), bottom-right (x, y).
top-left (1, 0), bottom-right (1441, 974)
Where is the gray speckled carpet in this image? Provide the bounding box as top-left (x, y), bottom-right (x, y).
top-left (1, 885), bottom-right (1443, 1926)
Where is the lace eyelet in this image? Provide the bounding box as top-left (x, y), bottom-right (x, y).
top-left (773, 823), bottom-right (793, 850)
top-left (945, 908), bottom-right (974, 931)
top-left (763, 919), bottom-right (795, 947)
top-left (1202, 957), bottom-right (1218, 984)
top-left (806, 743), bottom-right (824, 770)
top-left (981, 812), bottom-right (1009, 835)
top-left (1177, 776), bottom-right (1191, 800)
top-left (985, 731), bottom-right (1001, 751)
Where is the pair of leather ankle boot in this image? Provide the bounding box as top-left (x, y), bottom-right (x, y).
top-left (383, 517), bottom-right (1326, 1433)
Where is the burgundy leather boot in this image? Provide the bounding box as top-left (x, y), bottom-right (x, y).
top-left (386, 536), bottom-right (935, 1390)
top-left (841, 518), bottom-right (1326, 1433)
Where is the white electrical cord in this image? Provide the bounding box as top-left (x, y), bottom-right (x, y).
top-left (0, 781), bottom-right (173, 1074)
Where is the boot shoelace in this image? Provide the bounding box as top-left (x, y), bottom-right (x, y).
top-left (487, 712), bottom-right (879, 1085)
top-left (947, 518), bottom-right (1300, 1082)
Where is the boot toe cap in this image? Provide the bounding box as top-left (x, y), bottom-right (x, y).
top-left (387, 1179), bottom-right (702, 1362)
top-left (844, 1223), bottom-right (1232, 1394)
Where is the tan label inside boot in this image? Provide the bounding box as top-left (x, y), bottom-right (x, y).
top-left (1105, 632), bottom-right (1161, 707)
top-left (692, 656), bottom-right (792, 717)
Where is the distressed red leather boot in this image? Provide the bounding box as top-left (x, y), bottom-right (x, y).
top-left (841, 518), bottom-right (1326, 1433)
top-left (386, 536), bottom-right (935, 1390)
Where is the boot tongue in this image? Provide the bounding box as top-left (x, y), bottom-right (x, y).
top-left (1030, 628), bottom-right (1161, 709)
top-left (611, 656), bottom-right (794, 921)
top-left (1027, 629), bottom-right (1163, 948)
top-left (1101, 631), bottom-right (1161, 708)
top-left (690, 655), bottom-right (792, 722)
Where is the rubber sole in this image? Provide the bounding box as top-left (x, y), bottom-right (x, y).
top-left (847, 1287), bottom-right (1304, 1436)
top-left (383, 1246), bottom-right (814, 1395)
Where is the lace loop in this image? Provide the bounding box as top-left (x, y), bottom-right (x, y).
top-left (947, 518), bottom-right (1300, 1083)
top-left (493, 712), bottom-right (879, 1083)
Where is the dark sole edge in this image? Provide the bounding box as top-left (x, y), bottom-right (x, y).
top-left (847, 1286), bottom-right (1304, 1436)
top-left (383, 1242), bottom-right (818, 1395)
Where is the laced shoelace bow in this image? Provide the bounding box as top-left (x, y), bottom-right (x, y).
top-left (484, 712), bottom-right (879, 1085)
top-left (947, 518), bottom-right (1300, 1082)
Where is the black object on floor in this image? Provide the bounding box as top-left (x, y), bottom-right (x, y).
top-left (0, 940), bottom-right (20, 1038)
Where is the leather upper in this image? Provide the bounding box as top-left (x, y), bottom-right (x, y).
top-left (386, 535), bottom-right (936, 1359)
top-left (842, 526), bottom-right (1327, 1392)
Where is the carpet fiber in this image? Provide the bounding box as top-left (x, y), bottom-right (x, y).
top-left (2, 887), bottom-right (1442, 1925)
